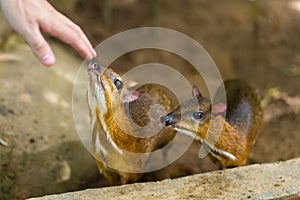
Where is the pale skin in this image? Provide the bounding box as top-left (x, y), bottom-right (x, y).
top-left (0, 0), bottom-right (97, 67)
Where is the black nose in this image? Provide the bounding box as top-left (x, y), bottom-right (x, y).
top-left (88, 61), bottom-right (100, 71)
top-left (160, 115), bottom-right (175, 126)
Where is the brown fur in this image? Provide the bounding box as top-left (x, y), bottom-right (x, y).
top-left (163, 79), bottom-right (263, 168)
top-left (88, 64), bottom-right (176, 184)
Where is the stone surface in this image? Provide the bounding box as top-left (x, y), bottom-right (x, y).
top-left (29, 158), bottom-right (300, 200)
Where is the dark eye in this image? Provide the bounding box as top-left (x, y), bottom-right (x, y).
top-left (192, 110), bottom-right (205, 120)
top-left (114, 79), bottom-right (123, 90)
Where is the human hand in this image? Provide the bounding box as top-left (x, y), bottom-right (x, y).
top-left (0, 0), bottom-right (96, 67)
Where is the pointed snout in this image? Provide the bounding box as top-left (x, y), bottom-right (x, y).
top-left (88, 61), bottom-right (101, 72)
top-left (160, 115), bottom-right (175, 126)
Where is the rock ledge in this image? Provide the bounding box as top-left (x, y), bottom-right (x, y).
top-left (29, 158), bottom-right (300, 200)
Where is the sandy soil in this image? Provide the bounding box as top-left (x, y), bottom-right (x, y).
top-left (1, 0), bottom-right (300, 199)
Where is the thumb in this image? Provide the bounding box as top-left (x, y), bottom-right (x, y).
top-left (24, 29), bottom-right (56, 67)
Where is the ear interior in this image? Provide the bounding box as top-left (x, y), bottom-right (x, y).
top-left (192, 85), bottom-right (202, 98)
top-left (123, 90), bottom-right (140, 103)
top-left (212, 103), bottom-right (227, 116)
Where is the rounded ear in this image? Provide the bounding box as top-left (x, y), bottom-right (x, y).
top-left (123, 90), bottom-right (140, 103)
top-left (192, 85), bottom-right (202, 98)
top-left (211, 103), bottom-right (227, 116)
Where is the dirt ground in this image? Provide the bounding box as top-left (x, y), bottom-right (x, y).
top-left (70, 0), bottom-right (300, 163)
top-left (1, 0), bottom-right (300, 199)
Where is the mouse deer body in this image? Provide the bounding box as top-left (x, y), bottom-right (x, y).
top-left (87, 61), bottom-right (175, 184)
top-left (161, 79), bottom-right (263, 168)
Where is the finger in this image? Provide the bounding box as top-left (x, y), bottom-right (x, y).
top-left (41, 13), bottom-right (96, 60)
top-left (23, 28), bottom-right (56, 67)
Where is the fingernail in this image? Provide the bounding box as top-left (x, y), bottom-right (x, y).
top-left (42, 53), bottom-right (55, 66)
top-left (87, 50), bottom-right (96, 60)
top-left (86, 54), bottom-right (93, 60)
top-left (88, 49), bottom-right (97, 60)
top-left (92, 49), bottom-right (97, 57)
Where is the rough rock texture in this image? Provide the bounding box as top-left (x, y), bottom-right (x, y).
top-left (30, 158), bottom-right (300, 200)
